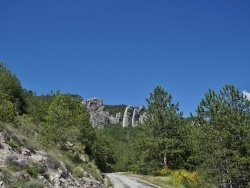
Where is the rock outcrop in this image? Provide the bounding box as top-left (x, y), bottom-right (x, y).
top-left (83, 97), bottom-right (103, 111)
top-left (110, 112), bottom-right (122, 124)
top-left (0, 131), bottom-right (105, 188)
top-left (122, 106), bottom-right (134, 127)
top-left (139, 111), bottom-right (147, 125)
top-left (131, 108), bottom-right (140, 127)
top-left (82, 98), bottom-right (111, 129)
top-left (123, 105), bottom-right (146, 127)
top-left (83, 98), bottom-right (147, 128)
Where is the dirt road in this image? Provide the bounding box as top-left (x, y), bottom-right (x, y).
top-left (105, 173), bottom-right (160, 188)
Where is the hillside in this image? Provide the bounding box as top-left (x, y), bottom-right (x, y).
top-left (0, 63), bottom-right (113, 187)
top-left (0, 122), bottom-right (106, 188)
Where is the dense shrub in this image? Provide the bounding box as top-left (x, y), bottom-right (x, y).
top-left (23, 179), bottom-right (45, 188)
top-left (156, 167), bottom-right (205, 188)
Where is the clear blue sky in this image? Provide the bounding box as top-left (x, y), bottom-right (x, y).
top-left (1, 0), bottom-right (250, 116)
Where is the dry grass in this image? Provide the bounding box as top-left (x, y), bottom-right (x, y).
top-left (141, 175), bottom-right (181, 188)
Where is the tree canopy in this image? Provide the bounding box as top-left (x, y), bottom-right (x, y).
top-left (132, 86), bottom-right (185, 174)
top-left (191, 84), bottom-right (250, 187)
top-left (0, 62), bottom-right (24, 121)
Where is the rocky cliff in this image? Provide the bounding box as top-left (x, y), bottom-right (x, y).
top-left (123, 106), bottom-right (146, 127)
top-left (82, 98), bottom-right (147, 128)
top-left (82, 98), bottom-right (120, 129)
top-left (122, 106), bottom-right (134, 128)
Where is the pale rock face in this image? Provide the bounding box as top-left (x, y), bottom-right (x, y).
top-left (83, 98), bottom-right (109, 128)
top-left (110, 112), bottom-right (122, 124)
top-left (132, 106), bottom-right (146, 127)
top-left (115, 112), bottom-right (122, 123)
top-left (139, 112), bottom-right (148, 125)
top-left (83, 97), bottom-right (103, 111)
top-left (122, 106), bottom-right (134, 127)
top-left (132, 108), bottom-right (140, 127)
top-left (109, 115), bottom-right (116, 124)
top-left (83, 98), bottom-right (147, 128)
top-left (90, 106), bottom-right (110, 129)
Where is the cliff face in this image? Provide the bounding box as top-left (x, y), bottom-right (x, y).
top-left (122, 106), bottom-right (134, 128)
top-left (82, 98), bottom-right (116, 129)
top-left (122, 106), bottom-right (146, 127)
top-left (83, 98), bottom-right (147, 128)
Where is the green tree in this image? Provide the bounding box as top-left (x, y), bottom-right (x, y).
top-left (0, 93), bottom-right (17, 122)
top-left (133, 86), bottom-right (185, 174)
top-left (192, 84), bottom-right (250, 187)
top-left (41, 93), bottom-right (94, 149)
top-left (22, 90), bottom-right (55, 123)
top-left (0, 62), bottom-right (24, 115)
top-left (102, 123), bottom-right (139, 172)
top-left (91, 130), bottom-right (115, 172)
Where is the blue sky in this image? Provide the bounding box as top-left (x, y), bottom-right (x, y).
top-left (0, 1), bottom-right (250, 116)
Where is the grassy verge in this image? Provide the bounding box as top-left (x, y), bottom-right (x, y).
top-left (124, 169), bottom-right (214, 188)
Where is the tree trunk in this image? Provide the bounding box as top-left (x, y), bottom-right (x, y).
top-left (164, 152), bottom-right (167, 167)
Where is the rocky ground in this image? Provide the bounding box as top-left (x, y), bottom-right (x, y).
top-left (0, 130), bottom-right (106, 188)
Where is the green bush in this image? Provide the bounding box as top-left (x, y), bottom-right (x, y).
top-left (72, 166), bottom-right (84, 178)
top-left (23, 179), bottom-right (45, 188)
top-left (6, 140), bottom-right (19, 149)
top-left (26, 165), bottom-right (39, 178)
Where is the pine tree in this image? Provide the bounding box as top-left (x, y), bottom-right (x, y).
top-left (192, 85), bottom-right (250, 187)
top-left (133, 86), bottom-right (185, 174)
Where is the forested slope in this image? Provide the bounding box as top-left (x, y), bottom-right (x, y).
top-left (1, 62), bottom-right (250, 188)
top-left (0, 62), bottom-right (114, 187)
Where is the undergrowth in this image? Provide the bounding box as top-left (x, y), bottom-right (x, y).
top-left (156, 167), bottom-right (209, 188)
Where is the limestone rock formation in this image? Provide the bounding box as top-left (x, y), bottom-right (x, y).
top-left (82, 98), bottom-right (110, 129)
top-left (82, 97), bottom-right (103, 111)
top-left (122, 106), bottom-right (134, 127)
top-left (83, 98), bottom-right (147, 128)
top-left (110, 112), bottom-right (122, 124)
top-left (83, 98), bottom-right (124, 128)
top-left (139, 111), bottom-right (148, 124)
top-left (91, 106), bottom-right (110, 129)
top-left (132, 106), bottom-right (146, 127)
top-left (132, 108), bottom-right (140, 127)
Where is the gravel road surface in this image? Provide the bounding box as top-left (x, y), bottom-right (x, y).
top-left (105, 173), bottom-right (160, 188)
